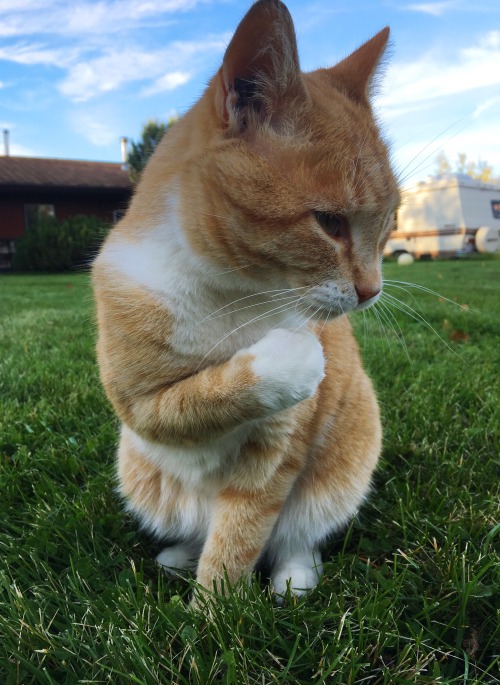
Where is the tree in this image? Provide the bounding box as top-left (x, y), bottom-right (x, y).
top-left (435, 151), bottom-right (451, 175)
top-left (127, 118), bottom-right (176, 182)
top-left (434, 151), bottom-right (498, 184)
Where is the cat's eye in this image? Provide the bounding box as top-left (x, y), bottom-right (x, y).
top-left (314, 211), bottom-right (350, 241)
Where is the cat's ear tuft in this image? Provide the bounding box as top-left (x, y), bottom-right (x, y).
top-left (216, 0), bottom-right (308, 133)
top-left (323, 27), bottom-right (391, 106)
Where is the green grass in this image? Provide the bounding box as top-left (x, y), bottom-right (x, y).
top-left (1, 260), bottom-right (499, 684)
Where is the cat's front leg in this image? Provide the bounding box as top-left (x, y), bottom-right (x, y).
top-left (193, 423), bottom-right (308, 600)
top-left (190, 329), bottom-right (325, 598)
top-left (126, 328), bottom-right (325, 446)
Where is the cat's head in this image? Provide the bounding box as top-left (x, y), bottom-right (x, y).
top-left (177, 0), bottom-right (401, 317)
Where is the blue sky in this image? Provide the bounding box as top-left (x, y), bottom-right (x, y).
top-left (1, 0), bottom-right (499, 186)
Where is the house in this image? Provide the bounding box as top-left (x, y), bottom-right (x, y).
top-left (386, 173), bottom-right (500, 258)
top-left (0, 145), bottom-right (132, 268)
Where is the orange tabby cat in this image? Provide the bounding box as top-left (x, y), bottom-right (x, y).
top-left (92, 0), bottom-right (400, 601)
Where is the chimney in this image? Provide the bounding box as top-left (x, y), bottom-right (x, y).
top-left (3, 129), bottom-right (9, 156)
top-left (120, 136), bottom-right (128, 169)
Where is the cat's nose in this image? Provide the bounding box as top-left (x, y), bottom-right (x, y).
top-left (355, 285), bottom-right (380, 304)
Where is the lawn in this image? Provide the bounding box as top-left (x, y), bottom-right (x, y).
top-left (0, 258), bottom-right (499, 684)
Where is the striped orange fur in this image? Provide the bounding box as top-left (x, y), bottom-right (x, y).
top-left (92, 0), bottom-right (400, 602)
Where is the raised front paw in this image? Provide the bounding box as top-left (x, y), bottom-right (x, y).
top-left (247, 328), bottom-right (325, 413)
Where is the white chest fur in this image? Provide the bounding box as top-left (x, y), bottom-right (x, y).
top-left (98, 196), bottom-right (307, 364)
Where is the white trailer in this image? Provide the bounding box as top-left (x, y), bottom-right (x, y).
top-left (386, 173), bottom-right (500, 257)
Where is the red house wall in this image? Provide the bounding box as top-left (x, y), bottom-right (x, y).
top-left (0, 189), bottom-right (131, 240)
top-left (0, 197), bottom-right (25, 239)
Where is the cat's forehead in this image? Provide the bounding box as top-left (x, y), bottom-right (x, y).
top-left (253, 103), bottom-right (399, 213)
top-left (302, 77), bottom-right (400, 211)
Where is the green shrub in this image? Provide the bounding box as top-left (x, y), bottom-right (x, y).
top-left (12, 214), bottom-right (109, 272)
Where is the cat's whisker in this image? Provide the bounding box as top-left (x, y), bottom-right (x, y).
top-left (213, 264), bottom-right (252, 276)
top-left (195, 287), bottom-right (305, 325)
top-left (394, 110), bottom-right (475, 186)
top-left (363, 307), bottom-right (382, 356)
top-left (384, 282), bottom-right (430, 321)
top-left (288, 302), bottom-right (322, 335)
top-left (305, 306), bottom-right (324, 330)
top-left (292, 286), bottom-right (318, 311)
top-left (318, 307), bottom-right (332, 336)
top-left (361, 309), bottom-right (369, 350)
top-left (382, 292), bottom-right (464, 361)
top-left (270, 285), bottom-right (311, 300)
top-left (377, 298), bottom-right (412, 366)
top-left (204, 293), bottom-right (307, 322)
top-left (284, 312), bottom-right (311, 336)
top-left (384, 280), bottom-right (475, 312)
top-left (372, 303), bottom-right (397, 361)
top-left (279, 301), bottom-right (315, 330)
top-left (195, 297), bottom-right (307, 371)
top-left (375, 300), bottom-right (412, 366)
top-left (365, 304), bottom-right (385, 348)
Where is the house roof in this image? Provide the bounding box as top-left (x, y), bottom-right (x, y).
top-left (0, 156), bottom-right (132, 191)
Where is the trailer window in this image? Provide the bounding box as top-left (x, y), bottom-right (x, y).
top-left (492, 201), bottom-right (500, 219)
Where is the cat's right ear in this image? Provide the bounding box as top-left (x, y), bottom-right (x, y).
top-left (215, 0), bottom-right (308, 133)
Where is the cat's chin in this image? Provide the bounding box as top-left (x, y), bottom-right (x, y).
top-left (307, 297), bottom-right (378, 320)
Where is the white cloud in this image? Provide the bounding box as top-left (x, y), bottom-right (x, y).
top-left (141, 71), bottom-right (192, 97)
top-left (378, 30), bottom-right (500, 112)
top-left (59, 50), bottom-right (163, 101)
top-left (71, 112), bottom-right (117, 147)
top-left (0, 0), bottom-right (225, 107)
top-left (380, 30), bottom-right (500, 182)
top-left (473, 96), bottom-right (500, 118)
top-left (462, 29), bottom-right (500, 54)
top-left (7, 142), bottom-right (36, 156)
top-left (0, 0), bottom-right (209, 37)
top-left (58, 36), bottom-right (228, 102)
top-left (404, 2), bottom-right (455, 16)
top-left (0, 42), bottom-right (74, 67)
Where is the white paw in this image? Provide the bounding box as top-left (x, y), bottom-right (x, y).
top-left (246, 329), bottom-right (325, 413)
top-left (156, 544), bottom-right (199, 578)
top-left (271, 551), bottom-right (323, 602)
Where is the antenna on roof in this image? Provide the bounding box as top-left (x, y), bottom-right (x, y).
top-left (3, 130), bottom-right (9, 157)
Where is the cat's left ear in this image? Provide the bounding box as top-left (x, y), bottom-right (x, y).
top-left (215, 0), bottom-right (308, 133)
top-left (323, 27), bottom-right (390, 106)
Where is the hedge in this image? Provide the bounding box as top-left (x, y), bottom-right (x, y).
top-left (12, 214), bottom-right (110, 272)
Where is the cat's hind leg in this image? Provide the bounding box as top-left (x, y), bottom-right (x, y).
top-left (117, 426), bottom-right (211, 575)
top-left (267, 387), bottom-right (381, 601)
top-left (156, 541), bottom-right (202, 578)
top-left (270, 548), bottom-right (324, 602)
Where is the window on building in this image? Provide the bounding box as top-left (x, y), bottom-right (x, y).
top-left (24, 204), bottom-right (55, 229)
